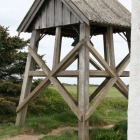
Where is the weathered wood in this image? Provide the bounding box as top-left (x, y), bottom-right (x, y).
top-left (41, 5), bottom-right (46, 28)
top-left (103, 33), bottom-right (110, 64)
top-left (89, 79), bottom-right (110, 102)
top-left (114, 83), bottom-right (128, 99)
top-left (63, 4), bottom-right (71, 25)
top-left (61, 0), bottom-right (89, 25)
top-left (17, 41), bottom-right (84, 121)
top-left (55, 0), bottom-right (62, 26)
top-left (50, 0), bottom-right (55, 27)
top-left (87, 40), bottom-right (129, 102)
top-left (16, 30), bottom-right (40, 125)
top-left (107, 26), bottom-right (115, 70)
top-left (85, 78), bottom-right (116, 121)
top-left (78, 23), bottom-right (90, 140)
top-left (53, 27), bottom-right (62, 69)
top-left (90, 57), bottom-right (103, 70)
top-left (87, 41), bottom-right (116, 78)
top-left (28, 70), bottom-right (129, 77)
top-left (61, 53), bottom-right (78, 70)
top-left (126, 30), bottom-right (131, 52)
top-left (23, 0), bottom-right (45, 31)
top-left (116, 54), bottom-right (130, 76)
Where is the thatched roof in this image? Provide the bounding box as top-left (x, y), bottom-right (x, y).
top-left (17, 0), bottom-right (131, 33)
top-left (71, 0), bottom-right (131, 27)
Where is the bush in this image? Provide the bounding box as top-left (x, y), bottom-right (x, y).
top-left (114, 120), bottom-right (127, 135)
top-left (0, 98), bottom-right (16, 123)
top-left (90, 128), bottom-right (126, 140)
top-left (28, 88), bottom-right (70, 116)
top-left (97, 98), bottom-right (127, 111)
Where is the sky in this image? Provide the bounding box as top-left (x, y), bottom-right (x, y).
top-left (0, 0), bottom-right (131, 85)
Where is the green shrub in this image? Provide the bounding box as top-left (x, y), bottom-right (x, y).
top-left (114, 120), bottom-right (127, 135)
top-left (28, 88), bottom-right (70, 116)
top-left (97, 98), bottom-right (127, 111)
top-left (90, 128), bottom-right (126, 140)
top-left (0, 98), bottom-right (16, 123)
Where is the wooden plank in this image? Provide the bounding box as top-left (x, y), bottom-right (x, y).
top-left (78, 23), bottom-right (90, 140)
top-left (61, 53), bottom-right (78, 70)
top-left (28, 70), bottom-right (129, 77)
top-left (53, 27), bottom-right (62, 68)
top-left (89, 79), bottom-right (110, 102)
top-left (90, 57), bottom-right (103, 70)
top-left (17, 0), bottom-right (42, 32)
top-left (114, 83), bottom-right (128, 99)
top-left (23, 0), bottom-right (45, 31)
top-left (116, 54), bottom-right (130, 76)
top-left (16, 30), bottom-right (40, 125)
top-left (63, 4), bottom-right (71, 25)
top-left (55, 0), bottom-right (62, 26)
top-left (46, 0), bottom-right (51, 27)
top-left (70, 12), bottom-right (79, 24)
top-left (16, 78), bottom-right (51, 113)
top-left (103, 33), bottom-right (110, 64)
top-left (87, 41), bottom-right (116, 78)
top-left (61, 0), bottom-right (89, 25)
top-left (85, 78), bottom-right (116, 121)
top-left (41, 5), bottom-right (46, 28)
top-left (126, 30), bottom-right (131, 52)
top-left (107, 27), bottom-right (115, 70)
top-left (49, 0), bottom-right (55, 27)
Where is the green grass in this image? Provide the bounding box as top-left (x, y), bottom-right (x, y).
top-left (50, 86), bottom-right (124, 98)
top-left (40, 130), bottom-right (78, 140)
top-left (0, 86), bottom-right (127, 139)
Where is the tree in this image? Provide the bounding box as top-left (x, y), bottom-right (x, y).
top-left (0, 26), bottom-right (29, 83)
top-left (0, 26), bottom-right (29, 123)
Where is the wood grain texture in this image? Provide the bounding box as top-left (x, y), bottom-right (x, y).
top-left (16, 30), bottom-right (40, 125)
top-left (78, 23), bottom-right (90, 140)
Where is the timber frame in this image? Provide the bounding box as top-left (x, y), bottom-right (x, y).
top-left (16, 0), bottom-right (131, 140)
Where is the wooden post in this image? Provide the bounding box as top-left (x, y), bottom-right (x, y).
top-left (78, 23), bottom-right (90, 140)
top-left (103, 33), bottom-right (110, 64)
top-left (53, 27), bottom-right (62, 69)
top-left (16, 30), bottom-right (40, 125)
top-left (107, 26), bottom-right (115, 70)
top-left (126, 30), bottom-right (131, 52)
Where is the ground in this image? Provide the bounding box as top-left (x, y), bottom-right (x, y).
top-left (1, 125), bottom-right (114, 140)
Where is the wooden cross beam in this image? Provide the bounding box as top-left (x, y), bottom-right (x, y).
top-left (84, 41), bottom-right (129, 121)
top-left (16, 40), bottom-right (85, 121)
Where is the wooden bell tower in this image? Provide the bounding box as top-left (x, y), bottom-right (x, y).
top-left (16, 0), bottom-right (131, 139)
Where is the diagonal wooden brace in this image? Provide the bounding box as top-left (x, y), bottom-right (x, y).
top-left (84, 41), bottom-right (130, 120)
top-left (85, 78), bottom-right (116, 121)
top-left (16, 40), bottom-right (85, 121)
top-left (86, 41), bottom-right (129, 95)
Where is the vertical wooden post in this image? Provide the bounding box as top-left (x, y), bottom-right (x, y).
top-left (53, 27), bottom-right (62, 68)
top-left (107, 26), bottom-right (115, 70)
top-left (16, 30), bottom-right (40, 125)
top-left (103, 33), bottom-right (110, 64)
top-left (126, 30), bottom-right (131, 52)
top-left (78, 23), bottom-right (90, 140)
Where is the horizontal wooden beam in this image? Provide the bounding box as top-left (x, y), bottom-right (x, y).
top-left (17, 41), bottom-right (85, 121)
top-left (29, 70), bottom-right (129, 77)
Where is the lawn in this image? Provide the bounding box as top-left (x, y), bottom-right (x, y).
top-left (51, 85), bottom-right (125, 98)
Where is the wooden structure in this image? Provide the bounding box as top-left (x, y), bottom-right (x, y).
top-left (16, 0), bottom-right (131, 139)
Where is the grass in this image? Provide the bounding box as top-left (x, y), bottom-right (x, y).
top-left (0, 86), bottom-right (127, 139)
top-left (50, 86), bottom-right (125, 98)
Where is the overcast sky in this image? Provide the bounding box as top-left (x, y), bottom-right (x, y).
top-left (0, 0), bottom-right (131, 84)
